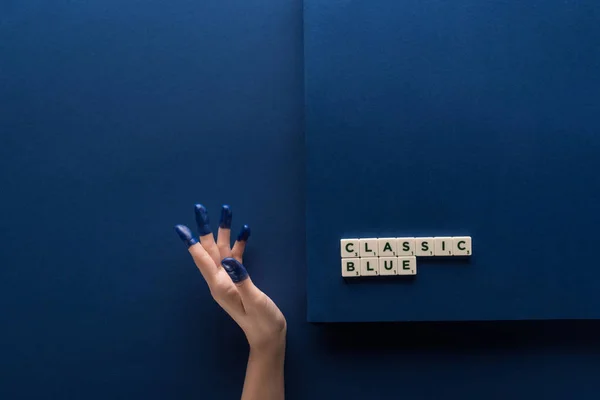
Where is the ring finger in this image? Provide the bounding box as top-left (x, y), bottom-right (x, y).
top-left (217, 205), bottom-right (233, 260)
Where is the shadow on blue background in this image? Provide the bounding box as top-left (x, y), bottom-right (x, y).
top-left (1, 1), bottom-right (600, 399)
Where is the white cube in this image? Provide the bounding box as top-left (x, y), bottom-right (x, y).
top-left (340, 238), bottom-right (360, 258)
top-left (361, 257), bottom-right (379, 276)
top-left (341, 258), bottom-right (361, 277)
top-left (398, 256), bottom-right (417, 275)
top-left (415, 237), bottom-right (435, 256)
top-left (397, 237), bottom-right (415, 256)
top-left (359, 238), bottom-right (378, 257)
top-left (379, 257), bottom-right (397, 276)
top-left (453, 236), bottom-right (472, 256)
top-left (434, 237), bottom-right (453, 256)
top-left (378, 238), bottom-right (397, 257)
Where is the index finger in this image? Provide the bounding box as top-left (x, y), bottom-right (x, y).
top-left (175, 224), bottom-right (219, 283)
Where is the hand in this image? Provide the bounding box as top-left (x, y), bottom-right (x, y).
top-left (174, 204), bottom-right (287, 354)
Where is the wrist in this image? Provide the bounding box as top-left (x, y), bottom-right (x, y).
top-left (249, 335), bottom-right (286, 360)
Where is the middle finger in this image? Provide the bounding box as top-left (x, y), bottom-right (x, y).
top-left (195, 203), bottom-right (221, 265)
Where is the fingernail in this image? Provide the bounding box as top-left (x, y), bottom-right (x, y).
top-left (219, 205), bottom-right (232, 229)
top-left (174, 224), bottom-right (198, 247)
top-left (237, 224), bottom-right (251, 242)
top-left (221, 257), bottom-right (249, 283)
top-left (194, 204), bottom-right (212, 236)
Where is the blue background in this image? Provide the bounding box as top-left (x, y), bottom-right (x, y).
top-left (306, 0), bottom-right (600, 322)
top-left (2, 1), bottom-right (600, 399)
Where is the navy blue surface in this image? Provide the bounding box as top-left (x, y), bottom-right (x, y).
top-left (3, 1), bottom-right (600, 399)
top-left (0, 1), bottom-right (304, 398)
top-left (306, 0), bottom-right (600, 321)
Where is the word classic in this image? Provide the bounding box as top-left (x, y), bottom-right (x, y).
top-left (340, 237), bottom-right (472, 277)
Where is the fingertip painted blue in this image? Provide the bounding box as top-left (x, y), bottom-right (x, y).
top-left (237, 224), bottom-right (251, 242)
top-left (194, 204), bottom-right (212, 236)
top-left (219, 205), bottom-right (232, 229)
top-left (221, 257), bottom-right (249, 283)
top-left (174, 224), bottom-right (198, 248)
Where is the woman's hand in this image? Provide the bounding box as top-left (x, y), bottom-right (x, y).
top-left (174, 204), bottom-right (286, 400)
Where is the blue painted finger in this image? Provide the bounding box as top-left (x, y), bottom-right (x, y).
top-left (237, 224), bottom-right (251, 242)
top-left (194, 204), bottom-right (212, 236)
top-left (221, 257), bottom-right (249, 283)
top-left (219, 205), bottom-right (232, 229)
top-left (174, 224), bottom-right (198, 248)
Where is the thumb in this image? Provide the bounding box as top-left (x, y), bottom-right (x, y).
top-left (221, 258), bottom-right (260, 300)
